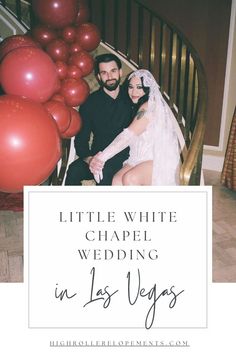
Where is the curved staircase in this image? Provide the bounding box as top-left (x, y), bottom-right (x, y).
top-left (0, 0), bottom-right (207, 185)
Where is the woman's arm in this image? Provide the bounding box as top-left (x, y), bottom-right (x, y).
top-left (128, 102), bottom-right (149, 135)
top-left (101, 103), bottom-right (149, 159)
top-left (89, 103), bottom-right (149, 181)
top-left (89, 127), bottom-right (135, 181)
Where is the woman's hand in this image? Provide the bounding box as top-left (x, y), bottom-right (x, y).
top-left (89, 152), bottom-right (104, 173)
top-left (89, 152), bottom-right (105, 183)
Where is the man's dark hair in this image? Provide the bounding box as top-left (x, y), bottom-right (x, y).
top-left (94, 53), bottom-right (122, 75)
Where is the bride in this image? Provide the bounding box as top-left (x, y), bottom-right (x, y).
top-left (89, 69), bottom-right (180, 185)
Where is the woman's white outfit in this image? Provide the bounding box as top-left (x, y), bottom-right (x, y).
top-left (94, 70), bottom-right (180, 185)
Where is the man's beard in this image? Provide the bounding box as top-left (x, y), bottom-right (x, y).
top-left (101, 78), bottom-right (120, 91)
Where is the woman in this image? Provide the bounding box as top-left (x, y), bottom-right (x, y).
top-left (89, 69), bottom-right (180, 185)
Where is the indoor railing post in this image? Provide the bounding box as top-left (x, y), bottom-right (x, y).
top-left (190, 67), bottom-right (197, 129)
top-left (126, 0), bottom-right (131, 60)
top-left (149, 14), bottom-right (155, 73)
top-left (158, 21), bottom-right (164, 90)
top-left (101, 0), bottom-right (106, 43)
top-left (183, 48), bottom-right (190, 146)
top-left (176, 37), bottom-right (183, 125)
top-left (137, 4), bottom-right (144, 67)
top-left (16, 0), bottom-right (21, 22)
top-left (113, 0), bottom-right (118, 50)
top-left (167, 27), bottom-right (174, 102)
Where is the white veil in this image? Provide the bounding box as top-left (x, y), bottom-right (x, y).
top-left (128, 69), bottom-right (180, 185)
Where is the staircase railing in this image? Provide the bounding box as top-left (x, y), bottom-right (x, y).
top-left (0, 0), bottom-right (32, 30)
top-left (0, 0), bottom-right (207, 185)
top-left (89, 0), bottom-right (207, 185)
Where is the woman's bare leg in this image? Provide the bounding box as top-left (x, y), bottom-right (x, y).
top-left (112, 164), bottom-right (133, 185)
top-left (122, 161), bottom-right (153, 185)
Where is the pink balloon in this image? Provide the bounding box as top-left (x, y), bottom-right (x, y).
top-left (0, 47), bottom-right (58, 103)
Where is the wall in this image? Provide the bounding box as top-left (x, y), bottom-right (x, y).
top-left (91, 0), bottom-right (233, 170)
top-left (139, 0), bottom-right (231, 147)
top-left (203, 0), bottom-right (236, 171)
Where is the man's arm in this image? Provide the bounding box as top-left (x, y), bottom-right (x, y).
top-left (74, 102), bottom-right (92, 160)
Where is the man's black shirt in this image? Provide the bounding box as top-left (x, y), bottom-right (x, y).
top-left (75, 87), bottom-right (132, 165)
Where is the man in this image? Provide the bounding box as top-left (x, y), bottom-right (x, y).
top-left (65, 53), bottom-right (132, 185)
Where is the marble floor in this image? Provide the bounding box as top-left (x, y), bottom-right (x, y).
top-left (0, 210), bottom-right (23, 282)
top-left (0, 170), bottom-right (235, 283)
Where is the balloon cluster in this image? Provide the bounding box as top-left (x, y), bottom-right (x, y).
top-left (0, 0), bottom-right (100, 192)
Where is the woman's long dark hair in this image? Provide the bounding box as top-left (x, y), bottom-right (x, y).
top-left (121, 74), bottom-right (150, 118)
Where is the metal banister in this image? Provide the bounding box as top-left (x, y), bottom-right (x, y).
top-left (89, 0), bottom-right (207, 185)
top-left (0, 0), bottom-right (207, 185)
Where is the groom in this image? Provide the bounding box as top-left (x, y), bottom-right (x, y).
top-left (65, 53), bottom-right (132, 185)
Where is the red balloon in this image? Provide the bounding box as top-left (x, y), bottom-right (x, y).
top-left (55, 61), bottom-right (68, 79)
top-left (75, 4), bottom-right (90, 26)
top-left (46, 39), bottom-right (69, 62)
top-left (68, 50), bottom-right (94, 77)
top-left (61, 107), bottom-right (82, 138)
top-left (32, 0), bottom-right (79, 29)
top-left (0, 35), bottom-right (39, 61)
top-left (54, 78), bottom-right (61, 93)
top-left (69, 41), bottom-right (82, 54)
top-left (67, 64), bottom-right (83, 79)
top-left (0, 47), bottom-right (58, 103)
top-left (51, 93), bottom-right (65, 103)
top-left (62, 26), bottom-right (76, 43)
top-left (75, 23), bottom-right (101, 52)
top-left (60, 78), bottom-right (89, 106)
top-left (31, 25), bottom-right (57, 47)
top-left (0, 95), bottom-right (61, 192)
top-left (44, 99), bottom-right (71, 133)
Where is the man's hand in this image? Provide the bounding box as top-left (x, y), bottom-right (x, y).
top-left (89, 152), bottom-right (104, 174)
top-left (83, 156), bottom-right (93, 164)
top-left (89, 152), bottom-right (105, 183)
